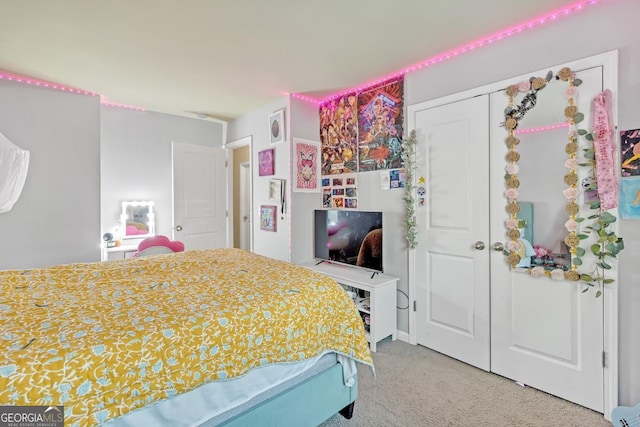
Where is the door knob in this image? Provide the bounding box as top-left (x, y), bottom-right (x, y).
top-left (492, 242), bottom-right (504, 251)
top-left (176, 225), bottom-right (183, 231)
top-left (473, 241), bottom-right (485, 250)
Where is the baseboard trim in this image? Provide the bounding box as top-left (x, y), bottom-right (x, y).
top-left (396, 330), bottom-right (410, 343)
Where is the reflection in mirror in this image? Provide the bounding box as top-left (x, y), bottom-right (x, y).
top-left (513, 81), bottom-right (572, 271)
top-left (503, 71), bottom-right (579, 278)
top-left (121, 201), bottom-right (155, 239)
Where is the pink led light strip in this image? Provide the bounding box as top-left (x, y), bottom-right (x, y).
top-left (515, 122), bottom-right (570, 135)
top-left (0, 71), bottom-right (96, 96)
top-left (100, 99), bottom-right (146, 112)
top-left (292, 0), bottom-right (601, 105)
top-left (0, 71), bottom-right (145, 111)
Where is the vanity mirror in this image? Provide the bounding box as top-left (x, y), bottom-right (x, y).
top-left (121, 201), bottom-right (155, 239)
top-left (502, 66), bottom-right (623, 292)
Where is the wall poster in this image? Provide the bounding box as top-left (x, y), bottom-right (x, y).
top-left (621, 128), bottom-right (640, 177)
top-left (319, 94), bottom-right (358, 176)
top-left (293, 138), bottom-right (321, 192)
top-left (357, 79), bottom-right (404, 172)
top-left (619, 176), bottom-right (640, 219)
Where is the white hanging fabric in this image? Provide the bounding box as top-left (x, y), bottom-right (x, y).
top-left (0, 131), bottom-right (30, 213)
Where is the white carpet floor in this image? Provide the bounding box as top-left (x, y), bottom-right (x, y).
top-left (320, 339), bottom-right (611, 427)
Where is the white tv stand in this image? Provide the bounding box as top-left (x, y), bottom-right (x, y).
top-left (302, 260), bottom-right (398, 352)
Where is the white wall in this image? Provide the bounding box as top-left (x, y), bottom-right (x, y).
top-left (100, 107), bottom-right (224, 239)
top-left (0, 80), bottom-right (100, 269)
top-left (289, 96), bottom-right (322, 264)
top-left (405, 0), bottom-right (640, 407)
top-left (227, 97), bottom-right (291, 261)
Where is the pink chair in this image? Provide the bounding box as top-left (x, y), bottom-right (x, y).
top-left (134, 235), bottom-right (184, 257)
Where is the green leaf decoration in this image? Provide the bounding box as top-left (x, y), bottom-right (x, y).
top-left (589, 201), bottom-right (601, 209)
top-left (603, 279), bottom-right (615, 284)
top-left (577, 129), bottom-right (589, 135)
top-left (573, 257), bottom-right (583, 266)
top-left (574, 78), bottom-right (583, 86)
top-left (576, 247), bottom-right (585, 256)
top-left (595, 290), bottom-right (602, 298)
top-left (578, 234), bottom-right (589, 240)
top-left (584, 150), bottom-right (595, 160)
top-left (574, 112), bottom-right (585, 124)
top-left (599, 261), bottom-right (612, 270)
top-left (600, 212), bottom-right (617, 224)
top-left (585, 133), bottom-right (594, 141)
top-left (581, 274), bottom-right (593, 282)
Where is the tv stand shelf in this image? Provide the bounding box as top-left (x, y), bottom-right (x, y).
top-left (302, 261), bottom-right (397, 352)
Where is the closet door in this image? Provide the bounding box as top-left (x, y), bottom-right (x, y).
top-left (413, 95), bottom-right (491, 371)
top-left (489, 66), bottom-right (605, 412)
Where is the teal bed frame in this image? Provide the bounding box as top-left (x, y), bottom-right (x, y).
top-left (218, 362), bottom-right (358, 427)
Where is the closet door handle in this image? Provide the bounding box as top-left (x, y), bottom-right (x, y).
top-left (473, 241), bottom-right (485, 250)
top-left (492, 242), bottom-right (504, 251)
top-left (176, 225), bottom-right (183, 231)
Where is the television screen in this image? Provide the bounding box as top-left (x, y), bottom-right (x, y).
top-left (314, 209), bottom-right (383, 272)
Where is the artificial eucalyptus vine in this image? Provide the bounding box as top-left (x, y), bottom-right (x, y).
top-left (401, 130), bottom-right (418, 249)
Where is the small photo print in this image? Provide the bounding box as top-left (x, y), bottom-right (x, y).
top-left (346, 177), bottom-right (356, 185)
top-left (345, 198), bottom-right (358, 209)
top-left (346, 188), bottom-right (357, 197)
top-left (332, 188), bottom-right (345, 196)
top-left (621, 128), bottom-right (640, 177)
top-left (323, 189), bottom-right (332, 208)
top-left (332, 197), bottom-right (344, 208)
top-left (322, 178), bottom-right (331, 187)
top-left (332, 178), bottom-right (343, 186)
top-left (619, 177), bottom-right (640, 219)
top-left (389, 168), bottom-right (405, 189)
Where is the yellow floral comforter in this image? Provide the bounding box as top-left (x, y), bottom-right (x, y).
top-left (0, 249), bottom-right (372, 426)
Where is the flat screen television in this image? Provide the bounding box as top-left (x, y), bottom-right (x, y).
top-left (314, 209), bottom-right (383, 272)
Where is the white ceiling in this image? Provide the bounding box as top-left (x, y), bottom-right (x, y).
top-left (1, 0), bottom-right (583, 121)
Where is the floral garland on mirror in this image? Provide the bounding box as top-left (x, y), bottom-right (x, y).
top-left (503, 67), bottom-right (624, 296)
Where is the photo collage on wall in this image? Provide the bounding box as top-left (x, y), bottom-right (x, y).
top-left (322, 174), bottom-right (358, 209)
top-left (318, 78), bottom-right (404, 209)
top-left (619, 128), bottom-right (640, 219)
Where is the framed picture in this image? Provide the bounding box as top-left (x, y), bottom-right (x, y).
top-left (260, 205), bottom-right (277, 232)
top-left (269, 178), bottom-right (284, 201)
top-left (293, 138), bottom-right (321, 193)
top-left (258, 148), bottom-right (275, 176)
top-left (269, 109), bottom-right (285, 145)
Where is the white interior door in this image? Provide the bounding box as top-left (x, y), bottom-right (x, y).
top-left (172, 142), bottom-right (227, 249)
top-left (489, 66), bottom-right (605, 412)
top-left (410, 52), bottom-right (617, 416)
top-left (414, 95), bottom-right (491, 371)
top-left (239, 161), bottom-right (251, 250)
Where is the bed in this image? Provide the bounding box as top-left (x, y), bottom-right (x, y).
top-left (0, 248), bottom-right (373, 426)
